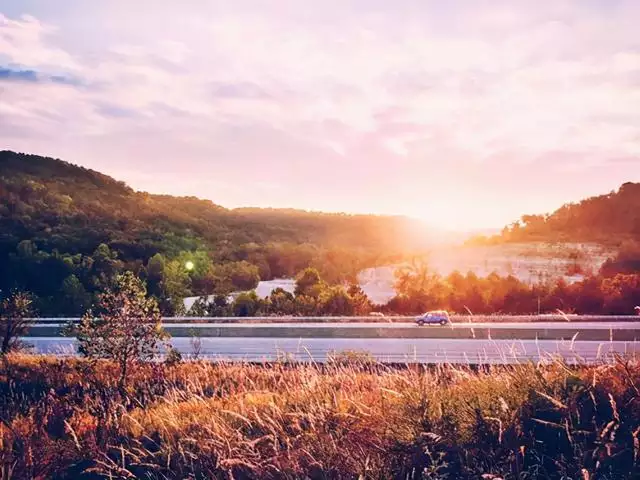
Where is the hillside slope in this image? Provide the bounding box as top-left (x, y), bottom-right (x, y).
top-left (474, 182), bottom-right (640, 244)
top-left (0, 150), bottom-right (432, 312)
top-left (0, 152), bottom-right (426, 257)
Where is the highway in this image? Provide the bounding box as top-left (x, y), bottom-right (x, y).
top-left (22, 316), bottom-right (640, 364)
top-left (27, 320), bottom-right (640, 341)
top-left (24, 337), bottom-right (640, 364)
top-left (29, 321), bottom-right (640, 329)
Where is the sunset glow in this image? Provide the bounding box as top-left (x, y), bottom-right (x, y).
top-left (1, 1), bottom-right (640, 229)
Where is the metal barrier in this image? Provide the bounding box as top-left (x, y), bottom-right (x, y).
top-left (28, 315), bottom-right (640, 324)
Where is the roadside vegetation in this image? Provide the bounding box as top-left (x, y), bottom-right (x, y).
top-left (188, 262), bottom-right (640, 317)
top-left (0, 291), bottom-right (34, 355)
top-left (1, 355), bottom-right (639, 479)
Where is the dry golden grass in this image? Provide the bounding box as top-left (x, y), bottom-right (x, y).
top-left (1, 355), bottom-right (639, 479)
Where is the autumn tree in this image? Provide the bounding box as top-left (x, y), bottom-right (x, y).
top-left (0, 291), bottom-right (35, 354)
top-left (600, 274), bottom-right (640, 314)
top-left (72, 271), bottom-right (168, 388)
top-left (392, 260), bottom-right (448, 312)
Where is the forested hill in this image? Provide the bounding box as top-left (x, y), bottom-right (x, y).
top-left (474, 182), bottom-right (640, 244)
top-left (0, 150), bottom-right (431, 314)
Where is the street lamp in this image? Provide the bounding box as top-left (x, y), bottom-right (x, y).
top-left (185, 261), bottom-right (194, 271)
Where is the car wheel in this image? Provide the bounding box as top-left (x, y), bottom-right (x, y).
top-left (439, 319), bottom-right (447, 326)
top-left (417, 320), bottom-right (424, 326)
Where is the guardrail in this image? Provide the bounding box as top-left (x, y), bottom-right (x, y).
top-left (27, 315), bottom-right (640, 324)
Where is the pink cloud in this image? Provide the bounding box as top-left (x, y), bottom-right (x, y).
top-left (1, 1), bottom-right (639, 230)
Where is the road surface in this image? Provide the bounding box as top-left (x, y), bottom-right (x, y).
top-left (29, 321), bottom-right (640, 329)
top-left (27, 320), bottom-right (640, 341)
top-left (25, 337), bottom-right (639, 364)
top-left (23, 317), bottom-right (640, 364)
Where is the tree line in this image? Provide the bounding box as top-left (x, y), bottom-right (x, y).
top-left (187, 264), bottom-right (640, 317)
top-left (3, 249), bottom-right (640, 329)
top-left (469, 182), bottom-right (640, 244)
top-left (387, 263), bottom-right (640, 316)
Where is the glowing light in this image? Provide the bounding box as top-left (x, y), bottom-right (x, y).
top-left (185, 261), bottom-right (194, 271)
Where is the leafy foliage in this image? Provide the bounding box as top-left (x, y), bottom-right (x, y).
top-left (191, 268), bottom-right (374, 316)
top-left (386, 262), bottom-right (640, 315)
top-left (471, 182), bottom-right (640, 244)
top-left (70, 272), bottom-right (167, 387)
top-left (0, 150), bottom-right (427, 315)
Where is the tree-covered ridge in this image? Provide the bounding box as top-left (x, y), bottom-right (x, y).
top-left (0, 150), bottom-right (428, 256)
top-left (470, 182), bottom-right (640, 244)
top-left (0, 150), bottom-right (426, 315)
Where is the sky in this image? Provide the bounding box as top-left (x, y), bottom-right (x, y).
top-left (1, 1), bottom-right (639, 231)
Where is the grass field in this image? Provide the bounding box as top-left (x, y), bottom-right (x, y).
top-left (1, 354), bottom-right (639, 479)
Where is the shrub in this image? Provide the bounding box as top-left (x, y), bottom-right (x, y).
top-left (0, 291), bottom-right (35, 355)
top-left (70, 271), bottom-right (168, 388)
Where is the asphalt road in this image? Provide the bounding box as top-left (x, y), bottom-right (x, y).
top-left (25, 337), bottom-right (640, 364)
top-left (29, 321), bottom-right (640, 329)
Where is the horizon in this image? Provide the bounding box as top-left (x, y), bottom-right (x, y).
top-left (2, 1), bottom-right (640, 230)
top-left (10, 148), bottom-right (640, 234)
top-left (6, 147), bottom-right (624, 235)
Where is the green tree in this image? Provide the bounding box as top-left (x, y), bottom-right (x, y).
top-left (232, 291), bottom-right (262, 317)
top-left (59, 274), bottom-right (92, 315)
top-left (220, 261), bottom-right (260, 292)
top-left (347, 283), bottom-right (372, 315)
top-left (295, 268), bottom-right (324, 298)
top-left (294, 294), bottom-right (319, 316)
top-left (319, 286), bottom-right (354, 316)
top-left (191, 264), bottom-right (219, 296)
top-left (188, 296), bottom-right (211, 316)
top-left (16, 240), bottom-right (36, 258)
top-left (266, 287), bottom-right (296, 315)
top-left (146, 253), bottom-right (166, 298)
top-left (209, 294), bottom-right (231, 317)
top-left (89, 244), bottom-right (124, 291)
top-left (72, 271), bottom-right (168, 388)
top-left (163, 259), bottom-right (191, 315)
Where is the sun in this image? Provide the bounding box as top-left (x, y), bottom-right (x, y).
top-left (185, 261), bottom-right (195, 271)
top-left (406, 200), bottom-right (503, 232)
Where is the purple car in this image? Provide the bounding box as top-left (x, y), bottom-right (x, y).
top-left (416, 310), bottom-right (451, 326)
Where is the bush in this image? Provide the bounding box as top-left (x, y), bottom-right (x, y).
top-left (0, 291), bottom-right (35, 354)
top-left (69, 271), bottom-right (168, 388)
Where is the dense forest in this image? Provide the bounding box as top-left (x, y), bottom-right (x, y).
top-left (470, 182), bottom-right (640, 244)
top-left (0, 150), bottom-right (431, 315)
